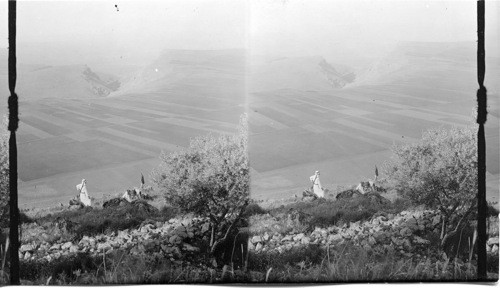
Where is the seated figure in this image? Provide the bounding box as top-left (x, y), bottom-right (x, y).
top-left (309, 170), bottom-right (325, 198)
top-left (76, 179), bottom-right (92, 207)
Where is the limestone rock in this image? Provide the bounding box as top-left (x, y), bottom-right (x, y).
top-left (169, 234), bottom-right (182, 245)
top-left (263, 232), bottom-right (270, 241)
top-left (487, 237), bottom-right (499, 246)
top-left (140, 224), bottom-right (155, 233)
top-left (432, 215), bottom-right (441, 226)
top-left (61, 241), bottom-right (73, 250)
top-left (174, 226), bottom-right (188, 238)
top-left (400, 227), bottom-right (412, 237)
top-left (491, 245), bottom-right (499, 254)
top-left (97, 242), bottom-right (112, 251)
top-left (201, 222), bottom-right (210, 234)
top-left (180, 243), bottom-right (198, 252)
top-left (413, 236), bottom-right (430, 245)
top-left (293, 233), bottom-right (305, 241)
top-left (50, 243), bottom-right (61, 250)
top-left (328, 233), bottom-right (342, 243)
top-left (20, 244), bottom-right (36, 253)
top-left (252, 235), bottom-right (263, 244)
top-left (255, 243), bottom-right (263, 252)
top-left (368, 236), bottom-right (376, 246)
top-left (406, 218), bottom-right (418, 230)
top-left (69, 245), bottom-right (79, 253)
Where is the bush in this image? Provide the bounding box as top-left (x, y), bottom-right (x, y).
top-left (385, 125), bottom-right (477, 254)
top-left (248, 243), bottom-right (324, 272)
top-left (263, 193), bottom-right (406, 231)
top-left (243, 203), bottom-right (267, 217)
top-left (19, 253), bottom-right (96, 282)
top-left (37, 201), bottom-right (166, 240)
top-left (152, 114), bottom-right (249, 249)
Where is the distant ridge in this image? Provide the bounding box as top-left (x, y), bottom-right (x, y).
top-left (250, 56), bottom-right (353, 92)
top-left (115, 49), bottom-right (246, 96)
top-left (14, 65), bottom-right (120, 101)
top-left (350, 41), bottom-right (478, 87)
top-left (0, 52), bottom-right (121, 102)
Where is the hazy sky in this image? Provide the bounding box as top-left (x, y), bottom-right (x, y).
top-left (250, 0), bottom-right (498, 59)
top-left (0, 0), bottom-right (498, 65)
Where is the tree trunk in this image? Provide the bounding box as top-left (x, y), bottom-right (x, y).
top-left (210, 225), bottom-right (215, 248)
top-left (440, 215), bottom-right (447, 240)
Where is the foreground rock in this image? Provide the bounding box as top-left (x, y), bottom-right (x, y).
top-left (18, 216), bottom-right (209, 263)
top-left (249, 209), bottom-right (498, 260)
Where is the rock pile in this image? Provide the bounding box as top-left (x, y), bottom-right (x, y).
top-left (18, 216), bottom-right (210, 263)
top-left (487, 237), bottom-right (499, 254)
top-left (249, 209), bottom-right (498, 259)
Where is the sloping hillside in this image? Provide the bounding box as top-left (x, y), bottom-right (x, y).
top-left (249, 41), bottom-right (500, 202)
top-left (15, 49), bottom-right (247, 208)
top-left (115, 49), bottom-right (246, 101)
top-left (15, 65), bottom-right (120, 101)
top-left (0, 49), bottom-right (120, 102)
top-left (250, 56), bottom-right (352, 92)
top-left (351, 41), bottom-right (499, 90)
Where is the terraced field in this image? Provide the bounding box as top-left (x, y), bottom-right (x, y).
top-left (11, 45), bottom-right (500, 207)
top-left (17, 91), bottom-right (244, 208)
top-left (249, 82), bottom-right (500, 203)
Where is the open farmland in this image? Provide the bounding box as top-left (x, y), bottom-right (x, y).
top-left (17, 91), bottom-right (244, 208)
top-left (249, 44), bottom-right (500, 202)
top-left (9, 44), bottom-right (500, 207)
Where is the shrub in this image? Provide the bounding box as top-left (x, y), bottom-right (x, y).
top-left (264, 193), bottom-right (406, 230)
top-left (487, 202), bottom-right (499, 217)
top-left (385, 125), bottom-right (477, 254)
top-left (152, 114), bottom-right (249, 249)
top-left (247, 243), bottom-right (324, 272)
top-left (37, 201), bottom-right (166, 240)
top-left (19, 253), bottom-right (96, 282)
top-left (243, 203), bottom-right (267, 217)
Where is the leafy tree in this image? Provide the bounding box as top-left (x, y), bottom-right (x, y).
top-left (385, 125), bottom-right (477, 250)
top-left (0, 116), bottom-right (9, 228)
top-left (152, 114), bottom-right (249, 250)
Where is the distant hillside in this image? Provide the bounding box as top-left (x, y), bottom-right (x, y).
top-left (16, 65), bottom-right (120, 101)
top-left (115, 49), bottom-right (246, 98)
top-left (250, 56), bottom-right (353, 92)
top-left (249, 41), bottom-right (500, 203)
top-left (0, 51), bottom-right (120, 102)
top-left (351, 41), bottom-right (486, 88)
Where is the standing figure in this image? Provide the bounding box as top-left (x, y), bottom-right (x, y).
top-left (309, 171), bottom-right (325, 198)
top-left (76, 179), bottom-right (92, 207)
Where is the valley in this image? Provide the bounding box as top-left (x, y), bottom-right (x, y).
top-left (1, 42), bottom-right (498, 207)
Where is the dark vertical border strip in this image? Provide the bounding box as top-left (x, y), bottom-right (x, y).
top-left (476, 0), bottom-right (487, 281)
top-left (7, 0), bottom-right (20, 285)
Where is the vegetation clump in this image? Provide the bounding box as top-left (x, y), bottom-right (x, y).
top-left (152, 115), bottom-right (250, 251)
top-left (385, 125), bottom-right (478, 256)
top-left (30, 200), bottom-right (173, 243)
top-left (2, 117), bottom-right (498, 283)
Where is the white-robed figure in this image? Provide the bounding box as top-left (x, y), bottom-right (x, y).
top-left (309, 171), bottom-right (325, 198)
top-left (76, 179), bottom-right (92, 207)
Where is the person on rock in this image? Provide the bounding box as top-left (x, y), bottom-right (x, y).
top-left (309, 171), bottom-right (325, 198)
top-left (76, 179), bottom-right (92, 207)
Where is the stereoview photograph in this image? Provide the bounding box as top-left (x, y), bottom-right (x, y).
top-left (0, 0), bottom-right (499, 284)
